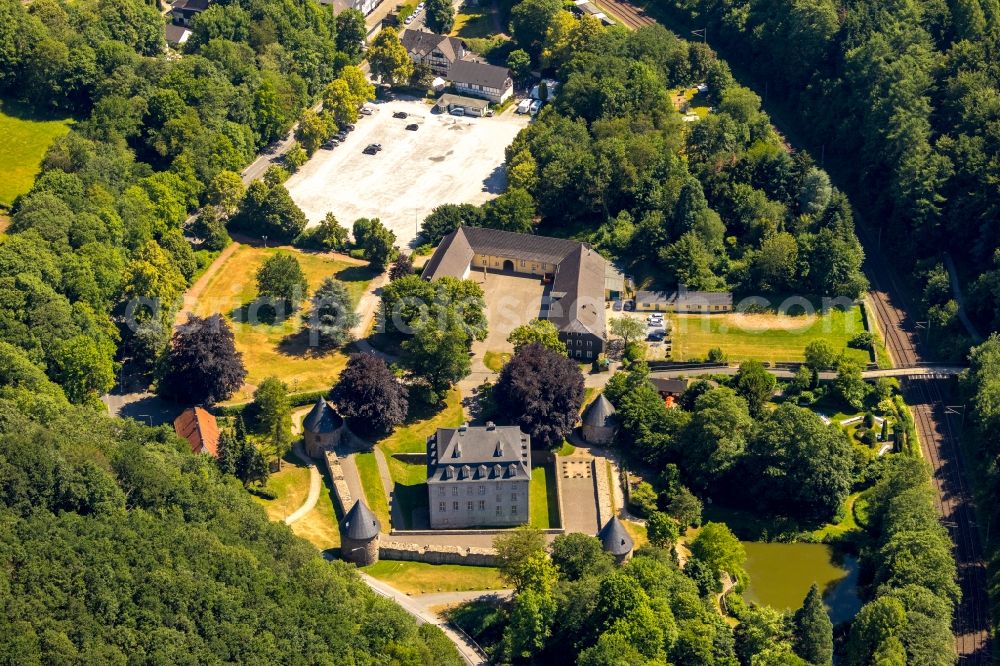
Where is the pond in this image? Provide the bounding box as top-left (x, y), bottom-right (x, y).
top-left (742, 542), bottom-right (861, 624)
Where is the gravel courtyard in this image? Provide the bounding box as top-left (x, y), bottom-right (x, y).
top-left (286, 97), bottom-right (531, 248)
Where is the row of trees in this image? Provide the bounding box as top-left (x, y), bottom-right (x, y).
top-left (459, 525), bottom-right (832, 664)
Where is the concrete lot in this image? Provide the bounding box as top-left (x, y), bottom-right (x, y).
top-left (286, 98), bottom-right (531, 249)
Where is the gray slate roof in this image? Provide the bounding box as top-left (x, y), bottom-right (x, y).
top-left (650, 377), bottom-right (691, 395)
top-left (340, 499), bottom-right (380, 539)
top-left (400, 29), bottom-right (467, 63)
top-left (582, 394), bottom-right (617, 428)
top-left (421, 227), bottom-right (607, 338)
top-left (427, 425), bottom-right (531, 483)
top-left (598, 516), bottom-right (633, 556)
top-left (303, 397), bottom-right (343, 434)
top-left (449, 59), bottom-right (511, 90)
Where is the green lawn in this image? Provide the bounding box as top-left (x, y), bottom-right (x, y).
top-left (363, 560), bottom-right (504, 594)
top-left (809, 492), bottom-right (862, 542)
top-left (252, 457), bottom-right (311, 522)
top-left (483, 351), bottom-right (511, 372)
top-left (451, 9), bottom-right (494, 39)
top-left (556, 441), bottom-right (576, 457)
top-left (529, 462), bottom-right (559, 529)
top-left (191, 244), bottom-right (376, 404)
top-left (290, 460), bottom-right (342, 553)
top-left (0, 100), bottom-right (73, 207)
top-left (377, 388), bottom-right (464, 456)
top-left (668, 306), bottom-right (871, 365)
top-left (385, 457), bottom-right (428, 530)
top-left (355, 452), bottom-right (391, 530)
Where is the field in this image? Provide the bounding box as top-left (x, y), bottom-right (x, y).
top-left (0, 100), bottom-right (73, 207)
top-left (190, 244), bottom-right (376, 403)
top-left (668, 306), bottom-right (871, 364)
top-left (362, 560), bottom-right (504, 594)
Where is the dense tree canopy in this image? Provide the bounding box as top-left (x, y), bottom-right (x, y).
top-left (330, 352), bottom-right (408, 436)
top-left (0, 397), bottom-right (459, 664)
top-left (159, 314), bottom-right (247, 404)
top-left (493, 343), bottom-right (585, 449)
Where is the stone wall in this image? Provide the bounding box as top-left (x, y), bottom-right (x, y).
top-left (380, 541), bottom-right (499, 567)
top-left (323, 450), bottom-right (353, 515)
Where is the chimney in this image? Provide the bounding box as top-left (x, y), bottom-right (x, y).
top-left (486, 421), bottom-right (495, 431)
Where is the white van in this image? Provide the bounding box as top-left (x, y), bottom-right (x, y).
top-left (449, 106), bottom-right (465, 116)
top-left (516, 98), bottom-right (531, 114)
top-left (529, 99), bottom-right (542, 115)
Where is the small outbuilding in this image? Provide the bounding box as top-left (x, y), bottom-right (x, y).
top-left (173, 407), bottom-right (220, 457)
top-left (581, 394), bottom-right (618, 444)
top-left (302, 397), bottom-right (344, 458)
top-left (340, 499), bottom-right (381, 566)
top-left (598, 516), bottom-right (634, 564)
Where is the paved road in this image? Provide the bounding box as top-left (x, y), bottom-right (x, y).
top-left (358, 573), bottom-right (490, 665)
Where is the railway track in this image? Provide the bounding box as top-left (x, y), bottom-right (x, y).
top-left (594, 0), bottom-right (655, 30)
top-left (863, 227), bottom-right (991, 663)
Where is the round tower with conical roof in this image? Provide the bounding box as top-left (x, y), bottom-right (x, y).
top-left (340, 499), bottom-right (381, 566)
top-left (302, 396), bottom-right (344, 458)
top-left (582, 394), bottom-right (618, 444)
top-left (598, 516), bottom-right (634, 564)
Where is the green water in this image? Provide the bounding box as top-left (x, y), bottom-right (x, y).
top-left (742, 542), bottom-right (861, 624)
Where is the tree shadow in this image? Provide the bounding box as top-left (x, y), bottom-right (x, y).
top-left (233, 298), bottom-right (296, 326)
top-left (481, 164), bottom-right (506, 194)
top-left (276, 328), bottom-right (342, 359)
top-left (336, 264), bottom-right (379, 283)
top-left (117, 394), bottom-right (184, 427)
top-left (393, 481), bottom-right (429, 529)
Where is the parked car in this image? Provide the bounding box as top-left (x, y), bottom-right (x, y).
top-left (363, 145), bottom-right (377, 155)
top-left (646, 314), bottom-right (664, 326)
top-left (366, 143), bottom-right (382, 151)
top-left (623, 300), bottom-right (634, 311)
top-left (612, 300), bottom-right (623, 311)
top-left (393, 111), bottom-right (408, 119)
top-left (345, 123), bottom-right (355, 131)
top-left (322, 139), bottom-right (338, 149)
top-left (360, 106), bottom-right (373, 115)
top-left (529, 99), bottom-right (542, 115)
top-left (406, 123), bottom-right (419, 131)
top-left (516, 99), bottom-right (531, 114)
top-left (404, 15), bottom-right (413, 23)
top-left (647, 329), bottom-right (667, 342)
top-left (450, 107), bottom-right (465, 116)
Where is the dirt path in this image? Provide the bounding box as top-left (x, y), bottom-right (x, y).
top-left (284, 441), bottom-right (322, 525)
top-left (350, 271), bottom-right (388, 341)
top-left (174, 241), bottom-right (241, 327)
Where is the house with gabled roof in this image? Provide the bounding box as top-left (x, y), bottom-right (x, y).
top-left (400, 29), bottom-right (469, 77)
top-left (421, 226), bottom-right (609, 360)
top-left (427, 422), bottom-right (530, 528)
top-left (173, 407), bottom-right (220, 457)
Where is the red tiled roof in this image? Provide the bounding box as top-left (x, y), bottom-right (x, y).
top-left (173, 407), bottom-right (220, 457)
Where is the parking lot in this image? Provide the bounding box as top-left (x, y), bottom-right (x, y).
top-left (286, 97), bottom-right (531, 248)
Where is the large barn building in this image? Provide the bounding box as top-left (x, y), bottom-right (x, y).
top-left (421, 226), bottom-right (609, 360)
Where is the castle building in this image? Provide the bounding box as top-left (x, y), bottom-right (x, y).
top-left (598, 516), bottom-right (634, 564)
top-left (581, 394), bottom-right (618, 444)
top-left (426, 423), bottom-right (530, 529)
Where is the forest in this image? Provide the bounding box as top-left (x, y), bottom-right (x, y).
top-left (658, 0), bottom-right (1000, 355)
top-left (420, 13), bottom-right (869, 299)
top-left (0, 363), bottom-right (458, 663)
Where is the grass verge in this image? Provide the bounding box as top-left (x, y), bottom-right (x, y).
top-left (377, 388), bottom-right (464, 455)
top-left (355, 451), bottom-right (391, 530)
top-left (529, 462), bottom-right (559, 529)
top-left (483, 351), bottom-right (511, 372)
top-left (363, 560), bottom-right (504, 594)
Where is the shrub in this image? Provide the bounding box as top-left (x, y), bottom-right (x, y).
top-left (629, 481), bottom-right (658, 517)
top-left (707, 347), bottom-right (727, 363)
top-left (849, 331), bottom-right (874, 350)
